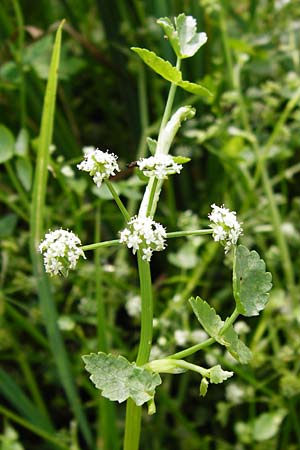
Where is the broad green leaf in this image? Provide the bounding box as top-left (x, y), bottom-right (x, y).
top-left (157, 14), bottom-right (207, 59)
top-left (209, 365), bottom-right (233, 384)
top-left (131, 48), bottom-right (211, 97)
top-left (16, 157), bottom-right (32, 191)
top-left (253, 409), bottom-right (287, 442)
top-left (83, 353), bottom-right (162, 406)
top-left (15, 128), bottom-right (29, 157)
top-left (189, 296), bottom-right (223, 337)
top-left (234, 245), bottom-right (272, 317)
top-left (0, 124), bottom-right (15, 163)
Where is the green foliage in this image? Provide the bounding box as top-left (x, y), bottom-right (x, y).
top-left (0, 125), bottom-right (14, 163)
top-left (189, 296), bottom-right (252, 364)
top-left (157, 14), bottom-right (207, 59)
top-left (83, 353), bottom-right (162, 406)
top-left (233, 245), bottom-right (273, 317)
top-left (131, 48), bottom-right (211, 96)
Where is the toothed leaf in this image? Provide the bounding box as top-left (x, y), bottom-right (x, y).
top-left (209, 365), bottom-right (234, 384)
top-left (157, 14), bottom-right (207, 59)
top-left (82, 353), bottom-right (161, 406)
top-left (234, 245), bottom-right (272, 317)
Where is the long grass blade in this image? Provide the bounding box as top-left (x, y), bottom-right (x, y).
top-left (29, 20), bottom-right (92, 447)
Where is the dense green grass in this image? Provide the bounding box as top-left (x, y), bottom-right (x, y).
top-left (1, 1), bottom-right (300, 449)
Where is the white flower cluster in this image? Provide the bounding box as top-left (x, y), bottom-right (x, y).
top-left (77, 146), bottom-right (120, 187)
top-left (137, 154), bottom-right (182, 179)
top-left (39, 229), bottom-right (85, 276)
top-left (119, 216), bottom-right (166, 261)
top-left (208, 204), bottom-right (243, 253)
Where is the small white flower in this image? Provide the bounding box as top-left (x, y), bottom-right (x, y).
top-left (137, 154), bottom-right (183, 179)
top-left (77, 146), bottom-right (120, 187)
top-left (119, 216), bottom-right (167, 261)
top-left (208, 204), bottom-right (243, 253)
top-left (39, 229), bottom-right (85, 276)
top-left (174, 329), bottom-right (189, 347)
top-left (190, 329), bottom-right (208, 344)
top-left (125, 294), bottom-right (141, 317)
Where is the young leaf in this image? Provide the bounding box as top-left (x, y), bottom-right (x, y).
top-left (157, 14), bottom-right (207, 59)
top-left (131, 48), bottom-right (211, 97)
top-left (146, 137), bottom-right (157, 155)
top-left (199, 378), bottom-right (209, 397)
top-left (209, 365), bottom-right (234, 384)
top-left (82, 353), bottom-right (162, 406)
top-left (189, 296), bottom-right (223, 337)
top-left (189, 297), bottom-right (252, 364)
top-left (220, 324), bottom-right (252, 364)
top-left (233, 245), bottom-right (272, 317)
top-left (252, 409), bottom-right (287, 442)
top-left (173, 156), bottom-right (191, 164)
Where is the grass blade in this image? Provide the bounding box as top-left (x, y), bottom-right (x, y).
top-left (29, 20), bottom-right (92, 447)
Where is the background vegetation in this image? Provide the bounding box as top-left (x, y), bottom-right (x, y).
top-left (1, 0), bottom-right (300, 449)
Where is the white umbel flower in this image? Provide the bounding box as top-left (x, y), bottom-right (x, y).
top-left (208, 204), bottom-right (243, 253)
top-left (77, 146), bottom-right (120, 187)
top-left (39, 229), bottom-right (85, 276)
top-left (137, 154), bottom-right (182, 179)
top-left (119, 216), bottom-right (167, 261)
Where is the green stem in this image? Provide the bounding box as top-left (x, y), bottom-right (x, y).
top-left (124, 252), bottom-right (153, 450)
top-left (105, 179), bottom-right (130, 221)
top-left (146, 176), bottom-right (159, 217)
top-left (81, 239), bottom-right (120, 251)
top-left (158, 58), bottom-right (181, 134)
top-left (166, 229), bottom-right (213, 239)
top-left (168, 307), bottom-right (239, 360)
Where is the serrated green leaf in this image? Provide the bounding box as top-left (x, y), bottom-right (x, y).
top-left (189, 296), bottom-right (224, 337)
top-left (0, 124), bottom-right (15, 163)
top-left (234, 245), bottom-right (272, 317)
top-left (209, 365), bottom-right (233, 384)
top-left (157, 14), bottom-right (207, 59)
top-left (83, 353), bottom-right (161, 406)
top-left (131, 48), bottom-right (211, 97)
top-left (220, 323), bottom-right (252, 364)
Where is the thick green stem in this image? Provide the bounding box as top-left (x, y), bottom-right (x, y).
top-left (158, 58), bottom-right (181, 134)
top-left (124, 252), bottom-right (153, 450)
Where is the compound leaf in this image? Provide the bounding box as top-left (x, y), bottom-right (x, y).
top-left (82, 353), bottom-right (161, 406)
top-left (234, 245), bottom-right (272, 317)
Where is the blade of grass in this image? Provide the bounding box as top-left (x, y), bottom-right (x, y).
top-left (29, 20), bottom-right (92, 447)
top-left (0, 368), bottom-right (52, 432)
top-left (0, 405), bottom-right (69, 450)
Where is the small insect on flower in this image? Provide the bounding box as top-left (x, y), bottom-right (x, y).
top-left (39, 229), bottom-right (86, 276)
top-left (119, 216), bottom-right (167, 261)
top-left (137, 154), bottom-right (183, 179)
top-left (77, 146), bottom-right (120, 187)
top-left (208, 204), bottom-right (243, 253)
